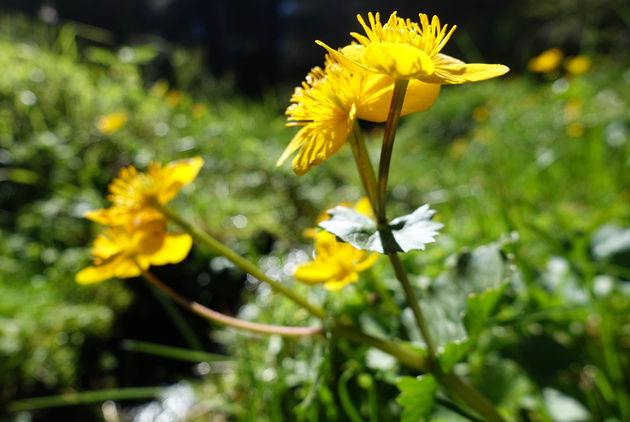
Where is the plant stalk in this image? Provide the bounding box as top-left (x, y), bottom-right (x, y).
top-left (153, 200), bottom-right (327, 320)
top-left (377, 78), bottom-right (409, 225)
top-left (141, 269), bottom-right (323, 337)
top-left (348, 120), bottom-right (379, 214)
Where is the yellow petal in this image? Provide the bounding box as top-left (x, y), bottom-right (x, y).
top-left (361, 43), bottom-right (434, 79)
top-left (294, 260), bottom-right (339, 284)
top-left (426, 54), bottom-right (509, 84)
top-left (402, 81), bottom-right (441, 114)
top-left (315, 40), bottom-right (372, 74)
top-left (324, 272), bottom-right (359, 291)
top-left (150, 233), bottom-right (193, 265)
top-left (353, 197), bottom-right (374, 217)
top-left (357, 75), bottom-right (441, 122)
top-left (292, 119), bottom-right (351, 175)
top-left (354, 252), bottom-right (379, 272)
top-left (276, 128), bottom-right (307, 167)
top-left (158, 156), bottom-right (204, 203)
top-left (75, 264), bottom-right (115, 284)
top-left (114, 257), bottom-right (145, 278)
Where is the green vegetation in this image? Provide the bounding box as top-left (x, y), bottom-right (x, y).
top-left (1, 12), bottom-right (629, 422)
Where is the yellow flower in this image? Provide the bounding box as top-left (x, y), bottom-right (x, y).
top-left (317, 12), bottom-right (509, 83)
top-left (565, 55), bottom-right (591, 75)
top-left (277, 55), bottom-right (440, 174)
top-left (96, 111), bottom-right (128, 135)
top-left (86, 157), bottom-right (204, 226)
top-left (294, 198), bottom-right (378, 290)
top-left (76, 219), bottom-right (192, 284)
top-left (528, 48), bottom-right (563, 73)
top-left (165, 90), bottom-right (183, 108)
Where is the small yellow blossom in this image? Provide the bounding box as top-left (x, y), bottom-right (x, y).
top-left (294, 198), bottom-right (378, 290)
top-left (566, 122), bottom-right (585, 137)
top-left (150, 80), bottom-right (169, 98)
top-left (165, 90), bottom-right (183, 108)
top-left (76, 219), bottom-right (192, 284)
top-left (277, 55), bottom-right (440, 174)
top-left (317, 12), bottom-right (509, 83)
top-left (96, 111), bottom-right (128, 135)
top-left (565, 55), bottom-right (591, 75)
top-left (191, 103), bottom-right (207, 118)
top-left (86, 157), bottom-right (204, 226)
top-left (528, 48), bottom-right (563, 73)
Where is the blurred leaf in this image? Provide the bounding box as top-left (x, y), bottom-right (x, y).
top-left (396, 374), bottom-right (438, 422)
top-left (319, 204), bottom-right (442, 253)
top-left (417, 244), bottom-right (511, 371)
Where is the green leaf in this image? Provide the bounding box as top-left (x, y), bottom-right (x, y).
top-left (408, 244), bottom-right (511, 371)
top-left (319, 204), bottom-right (442, 253)
top-left (396, 374), bottom-right (438, 422)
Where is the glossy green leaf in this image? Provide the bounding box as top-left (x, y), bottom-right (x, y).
top-left (319, 204), bottom-right (442, 253)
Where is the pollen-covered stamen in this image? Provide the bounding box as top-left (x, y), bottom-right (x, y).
top-left (108, 166), bottom-right (157, 208)
top-left (417, 13), bottom-right (457, 57)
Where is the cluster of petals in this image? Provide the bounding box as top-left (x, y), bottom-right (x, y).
top-left (294, 198), bottom-right (378, 290)
top-left (278, 11), bottom-right (509, 175)
top-left (76, 157), bottom-right (203, 284)
top-left (277, 55), bottom-right (440, 174)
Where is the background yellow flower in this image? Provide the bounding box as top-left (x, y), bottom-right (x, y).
top-left (294, 198), bottom-right (378, 290)
top-left (75, 219), bottom-right (192, 284)
top-left (95, 111), bottom-right (128, 135)
top-left (85, 156), bottom-right (204, 226)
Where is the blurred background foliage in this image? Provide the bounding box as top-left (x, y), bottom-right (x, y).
top-left (0, 1), bottom-right (629, 421)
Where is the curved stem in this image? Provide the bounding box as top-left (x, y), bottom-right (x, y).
top-left (153, 200), bottom-right (326, 320)
top-left (141, 269), bottom-right (323, 337)
top-left (348, 120), bottom-right (379, 214)
top-left (377, 79), bottom-right (409, 225)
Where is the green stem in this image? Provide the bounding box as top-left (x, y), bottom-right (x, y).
top-left (141, 269), bottom-right (323, 337)
top-left (348, 119), bottom-right (379, 214)
top-left (10, 387), bottom-right (164, 411)
top-left (377, 78), bottom-right (409, 225)
top-left (153, 201), bottom-right (326, 320)
top-left (440, 372), bottom-right (506, 422)
top-left (152, 201), bottom-right (428, 371)
top-left (388, 253), bottom-right (439, 365)
top-left (330, 322), bottom-right (427, 372)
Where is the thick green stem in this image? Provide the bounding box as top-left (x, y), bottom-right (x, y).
top-left (348, 120), bottom-right (379, 214)
top-left (154, 201), bottom-right (326, 320)
top-left (377, 79), bottom-right (409, 225)
top-left (141, 269), bottom-right (323, 337)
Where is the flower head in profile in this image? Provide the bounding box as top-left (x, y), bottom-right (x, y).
top-left (75, 219), bottom-right (192, 284)
top-left (294, 198), bottom-right (378, 290)
top-left (277, 55), bottom-right (440, 174)
top-left (86, 157), bottom-right (204, 226)
top-left (317, 12), bottom-right (509, 84)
